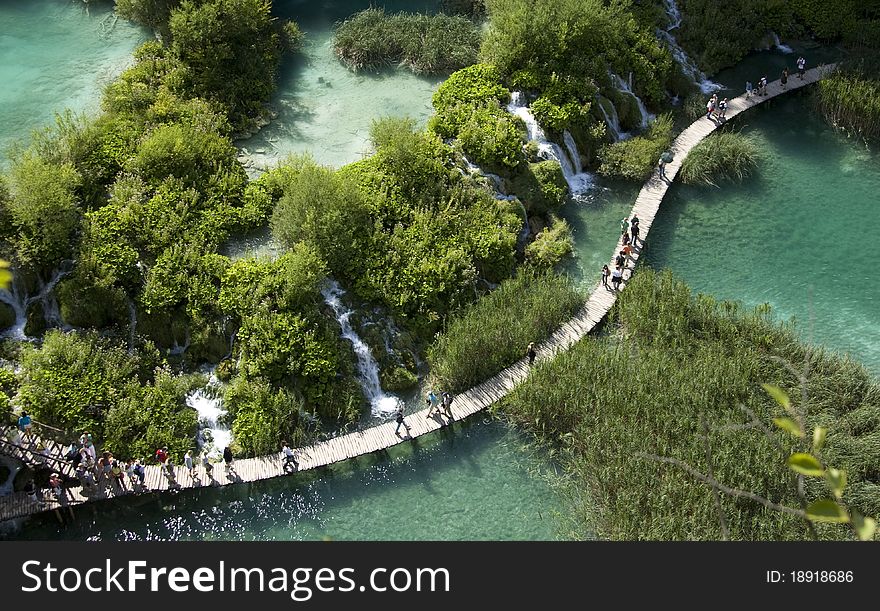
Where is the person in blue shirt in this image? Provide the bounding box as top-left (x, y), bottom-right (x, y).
top-left (18, 411), bottom-right (33, 441)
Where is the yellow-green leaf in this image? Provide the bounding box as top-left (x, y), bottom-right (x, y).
top-left (0, 259), bottom-right (10, 291)
top-left (852, 512), bottom-right (877, 541)
top-left (805, 499), bottom-right (849, 523)
top-left (825, 468), bottom-right (847, 499)
top-left (812, 426), bottom-right (827, 453)
top-left (773, 417), bottom-right (803, 438)
top-left (787, 453), bottom-right (824, 477)
top-left (762, 383), bottom-right (793, 414)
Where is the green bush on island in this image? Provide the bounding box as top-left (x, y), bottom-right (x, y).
top-left (815, 63), bottom-right (880, 142)
top-left (525, 215), bottom-right (574, 269)
top-left (598, 113), bottom-right (674, 181)
top-left (508, 160), bottom-right (568, 215)
top-left (333, 8), bottom-right (482, 75)
top-left (498, 269), bottom-right (880, 540)
top-left (680, 131), bottom-right (763, 186)
top-left (225, 376), bottom-right (310, 457)
top-left (427, 269), bottom-right (582, 393)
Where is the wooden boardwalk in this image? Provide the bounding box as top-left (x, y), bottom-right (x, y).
top-left (0, 65), bottom-right (835, 523)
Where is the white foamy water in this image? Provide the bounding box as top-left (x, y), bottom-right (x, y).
top-left (507, 92), bottom-right (594, 198)
top-left (771, 32), bottom-right (794, 54)
top-left (321, 280), bottom-right (401, 418)
top-left (659, 0), bottom-right (723, 94)
top-left (187, 373), bottom-right (232, 459)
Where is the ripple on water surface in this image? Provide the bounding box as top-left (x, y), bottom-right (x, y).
top-left (7, 421), bottom-right (564, 541)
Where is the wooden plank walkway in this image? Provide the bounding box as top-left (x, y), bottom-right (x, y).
top-left (0, 64), bottom-right (836, 523)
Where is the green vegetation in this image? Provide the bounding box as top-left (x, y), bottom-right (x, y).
top-left (333, 8), bottom-right (482, 75)
top-left (427, 270), bottom-right (582, 393)
top-left (498, 269), bottom-right (880, 540)
top-left (16, 331), bottom-right (199, 461)
top-left (525, 215), bottom-right (574, 269)
top-left (598, 113), bottom-right (674, 181)
top-left (680, 131), bottom-right (763, 186)
top-left (815, 63), bottom-right (880, 142)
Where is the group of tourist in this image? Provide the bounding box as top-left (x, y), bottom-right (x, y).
top-left (600, 215), bottom-right (641, 292)
top-left (392, 389), bottom-right (456, 437)
top-left (746, 56), bottom-right (807, 100)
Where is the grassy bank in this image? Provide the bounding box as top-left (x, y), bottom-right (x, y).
top-left (427, 270), bottom-right (583, 393)
top-left (815, 63), bottom-right (880, 142)
top-left (497, 269), bottom-right (880, 540)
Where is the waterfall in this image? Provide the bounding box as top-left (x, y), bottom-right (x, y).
top-left (659, 0), bottom-right (722, 94)
top-left (187, 370), bottom-right (232, 459)
top-left (0, 263), bottom-right (72, 339)
top-left (507, 92), bottom-right (594, 197)
top-left (608, 73), bottom-right (654, 130)
top-left (321, 280), bottom-right (401, 418)
top-left (771, 32), bottom-right (794, 54)
top-left (595, 96), bottom-right (623, 141)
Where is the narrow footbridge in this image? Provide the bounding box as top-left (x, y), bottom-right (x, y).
top-left (0, 64), bottom-right (835, 523)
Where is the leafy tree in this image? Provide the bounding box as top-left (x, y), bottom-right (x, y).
top-left (225, 375), bottom-right (308, 457)
top-left (169, 0), bottom-right (283, 128)
top-left (6, 155), bottom-right (82, 272)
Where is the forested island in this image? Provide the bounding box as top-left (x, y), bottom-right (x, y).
top-left (1, 0), bottom-right (879, 540)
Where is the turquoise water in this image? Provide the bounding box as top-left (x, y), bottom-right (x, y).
top-left (0, 0), bottom-right (147, 164)
top-left (243, 0), bottom-right (442, 169)
top-left (565, 89), bottom-right (880, 373)
top-left (5, 420), bottom-right (564, 541)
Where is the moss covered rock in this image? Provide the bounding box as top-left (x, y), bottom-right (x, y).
top-left (24, 302), bottom-right (46, 337)
top-left (381, 366), bottom-right (419, 392)
top-left (509, 160), bottom-right (568, 215)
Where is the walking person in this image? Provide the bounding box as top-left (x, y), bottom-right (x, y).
top-left (110, 457), bottom-right (127, 493)
top-left (201, 452), bottom-right (214, 481)
top-left (441, 391), bottom-right (454, 417)
top-left (706, 95), bottom-right (716, 120)
top-left (611, 265), bottom-right (624, 291)
top-left (165, 458), bottom-right (180, 488)
top-left (718, 98), bottom-right (728, 120)
top-left (759, 76), bottom-right (768, 96)
top-left (622, 243), bottom-right (635, 265)
top-left (615, 250), bottom-right (627, 270)
top-left (797, 56), bottom-right (806, 79)
top-left (17, 411), bottom-right (33, 444)
top-left (630, 218), bottom-right (640, 246)
top-left (223, 446), bottom-right (234, 472)
top-left (620, 217), bottom-right (629, 237)
top-left (601, 264), bottom-right (610, 289)
top-left (281, 441), bottom-right (298, 473)
top-left (658, 155), bottom-right (667, 180)
top-left (781, 67), bottom-right (789, 89)
top-left (527, 342), bottom-right (537, 365)
top-left (394, 403), bottom-right (410, 437)
top-left (184, 450), bottom-right (195, 481)
top-left (425, 390), bottom-right (440, 417)
top-left (746, 80), bottom-right (752, 98)
top-left (155, 446), bottom-right (169, 471)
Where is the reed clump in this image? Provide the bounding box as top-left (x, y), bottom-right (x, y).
top-left (680, 131), bottom-right (763, 186)
top-left (427, 269), bottom-right (583, 393)
top-left (814, 63), bottom-right (880, 143)
top-left (333, 8), bottom-right (481, 75)
top-left (498, 269), bottom-right (880, 540)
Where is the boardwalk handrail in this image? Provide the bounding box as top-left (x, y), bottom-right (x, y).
top-left (0, 436), bottom-right (75, 475)
top-left (0, 63), bottom-right (836, 523)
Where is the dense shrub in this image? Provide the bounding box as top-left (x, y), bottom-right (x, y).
top-left (598, 113), bottom-right (674, 181)
top-left (509, 160), bottom-right (568, 214)
top-left (525, 215), bottom-right (574, 268)
top-left (333, 8), bottom-right (482, 75)
top-left (680, 131), bottom-right (763, 186)
top-left (225, 376), bottom-right (309, 457)
top-left (427, 269), bottom-right (582, 393)
top-left (499, 269), bottom-right (880, 540)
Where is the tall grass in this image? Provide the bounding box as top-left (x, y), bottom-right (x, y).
top-left (498, 269), bottom-right (880, 540)
top-left (815, 64), bottom-right (880, 143)
top-left (428, 270), bottom-right (583, 393)
top-left (333, 8), bottom-right (482, 75)
top-left (680, 131), bottom-right (763, 186)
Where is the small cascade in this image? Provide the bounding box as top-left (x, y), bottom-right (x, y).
top-left (321, 280), bottom-right (402, 418)
top-left (187, 371), bottom-right (232, 459)
top-left (507, 92), bottom-right (594, 197)
top-left (608, 73), bottom-right (654, 130)
top-left (659, 0), bottom-right (722, 94)
top-left (771, 32), bottom-right (794, 54)
top-left (595, 96), bottom-right (623, 141)
top-left (0, 263), bottom-right (73, 339)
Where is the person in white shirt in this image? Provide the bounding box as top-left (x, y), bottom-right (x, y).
top-left (281, 441), bottom-right (298, 473)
